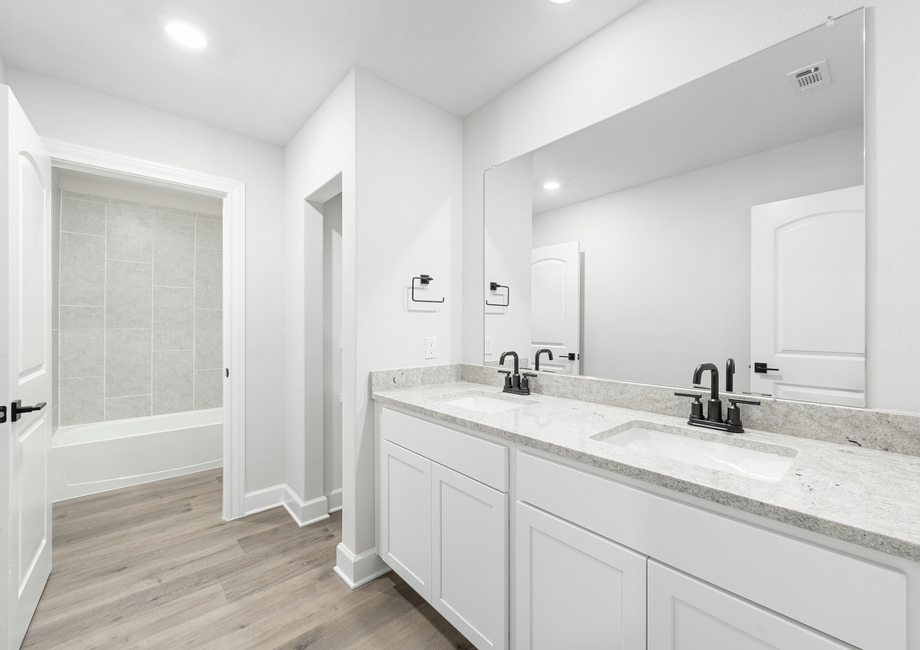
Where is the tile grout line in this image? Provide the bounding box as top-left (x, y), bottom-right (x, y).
top-left (103, 200), bottom-right (108, 423)
top-left (151, 209), bottom-right (155, 418)
top-left (193, 214), bottom-right (197, 411)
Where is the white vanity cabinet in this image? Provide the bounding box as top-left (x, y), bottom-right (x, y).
top-left (379, 440), bottom-right (432, 600)
top-left (376, 404), bottom-right (914, 650)
top-left (517, 452), bottom-right (908, 650)
top-left (515, 502), bottom-right (647, 649)
top-left (377, 407), bottom-right (509, 650)
top-left (647, 561), bottom-right (854, 649)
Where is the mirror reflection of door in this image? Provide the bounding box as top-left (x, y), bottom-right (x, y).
top-left (750, 186), bottom-right (865, 406)
top-left (531, 242), bottom-right (581, 375)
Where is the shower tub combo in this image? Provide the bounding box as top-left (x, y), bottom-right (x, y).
top-left (52, 409), bottom-right (223, 502)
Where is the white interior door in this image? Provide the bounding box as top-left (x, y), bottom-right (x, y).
top-left (750, 186), bottom-right (865, 407)
top-left (531, 242), bottom-right (580, 375)
top-left (1, 87), bottom-right (53, 649)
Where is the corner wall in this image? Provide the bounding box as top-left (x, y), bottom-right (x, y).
top-left (282, 67), bottom-right (462, 585)
top-left (281, 70), bottom-right (355, 522)
top-left (463, 0), bottom-right (920, 414)
top-left (5, 67), bottom-right (287, 493)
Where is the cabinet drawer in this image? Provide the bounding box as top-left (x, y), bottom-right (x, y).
top-left (517, 452), bottom-right (906, 650)
top-left (380, 407), bottom-right (508, 492)
top-left (648, 560), bottom-right (854, 649)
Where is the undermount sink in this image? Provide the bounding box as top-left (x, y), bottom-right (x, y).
top-left (439, 395), bottom-right (528, 414)
top-left (594, 425), bottom-right (795, 482)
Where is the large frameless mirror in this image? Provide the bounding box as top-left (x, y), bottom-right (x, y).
top-left (483, 9), bottom-right (865, 407)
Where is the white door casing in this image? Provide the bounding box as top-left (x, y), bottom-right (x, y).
top-left (531, 242), bottom-right (580, 375)
top-left (750, 186), bottom-right (865, 407)
top-left (40, 138), bottom-right (246, 520)
top-left (2, 87), bottom-right (53, 650)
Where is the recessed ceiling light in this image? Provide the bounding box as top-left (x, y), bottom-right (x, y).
top-left (543, 182), bottom-right (561, 190)
top-left (166, 22), bottom-right (207, 49)
top-left (550, 0), bottom-right (574, 4)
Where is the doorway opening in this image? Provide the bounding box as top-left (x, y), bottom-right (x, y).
top-left (44, 139), bottom-right (247, 520)
top-left (307, 173), bottom-right (344, 514)
top-left (50, 168), bottom-right (225, 502)
top-left (321, 192), bottom-right (343, 512)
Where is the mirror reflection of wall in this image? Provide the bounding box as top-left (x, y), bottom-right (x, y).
top-left (483, 9), bottom-right (865, 407)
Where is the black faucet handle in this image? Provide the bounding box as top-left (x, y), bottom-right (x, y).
top-left (674, 393), bottom-right (703, 420)
top-left (726, 397), bottom-right (760, 428)
top-left (522, 371), bottom-right (537, 377)
top-left (675, 392), bottom-right (704, 420)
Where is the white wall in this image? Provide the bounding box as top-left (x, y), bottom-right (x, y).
top-left (5, 67), bottom-right (287, 492)
top-left (0, 55), bottom-right (5, 85)
top-left (350, 67), bottom-right (463, 558)
top-left (463, 0), bottom-right (920, 414)
top-left (484, 154), bottom-right (533, 365)
top-left (531, 127), bottom-right (863, 390)
top-left (282, 71), bottom-right (355, 510)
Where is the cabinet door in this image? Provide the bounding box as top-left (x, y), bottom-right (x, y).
top-left (431, 463), bottom-right (508, 650)
top-left (515, 502), bottom-right (647, 650)
top-left (648, 560), bottom-right (855, 650)
top-left (379, 440), bottom-right (432, 601)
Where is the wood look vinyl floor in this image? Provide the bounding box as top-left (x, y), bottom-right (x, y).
top-left (22, 469), bottom-right (473, 650)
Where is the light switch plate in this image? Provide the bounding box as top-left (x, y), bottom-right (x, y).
top-left (485, 335), bottom-right (493, 355)
top-left (425, 336), bottom-right (437, 359)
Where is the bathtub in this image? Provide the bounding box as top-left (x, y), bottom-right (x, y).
top-left (52, 409), bottom-right (223, 502)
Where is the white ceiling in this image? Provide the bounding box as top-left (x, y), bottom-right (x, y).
top-left (0, 0), bottom-right (646, 145)
top-left (529, 9), bottom-right (864, 215)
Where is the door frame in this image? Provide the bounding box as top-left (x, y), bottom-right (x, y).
top-left (42, 138), bottom-right (247, 520)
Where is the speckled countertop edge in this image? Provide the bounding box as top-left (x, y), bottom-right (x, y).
top-left (373, 381), bottom-right (920, 564)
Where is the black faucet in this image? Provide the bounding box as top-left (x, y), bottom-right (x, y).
top-left (676, 361), bottom-right (760, 433)
top-left (498, 351), bottom-right (535, 395)
top-left (725, 358), bottom-right (735, 393)
top-left (534, 348), bottom-right (553, 371)
top-left (692, 363), bottom-right (722, 423)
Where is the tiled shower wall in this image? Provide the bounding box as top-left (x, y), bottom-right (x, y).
top-left (54, 191), bottom-right (223, 426)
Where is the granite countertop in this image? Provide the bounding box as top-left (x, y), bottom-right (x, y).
top-left (372, 381), bottom-right (920, 563)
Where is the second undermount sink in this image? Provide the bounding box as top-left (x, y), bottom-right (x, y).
top-left (593, 424), bottom-right (796, 482)
top-left (439, 394), bottom-right (529, 414)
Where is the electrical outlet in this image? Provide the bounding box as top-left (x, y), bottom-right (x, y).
top-left (425, 336), bottom-right (437, 359)
top-left (485, 335), bottom-right (493, 355)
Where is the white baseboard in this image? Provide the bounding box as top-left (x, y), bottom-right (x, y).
top-left (334, 543), bottom-right (391, 589)
top-left (244, 484), bottom-right (286, 515)
top-left (282, 486), bottom-right (330, 527)
top-left (326, 487), bottom-right (343, 513)
top-left (245, 484), bottom-right (333, 528)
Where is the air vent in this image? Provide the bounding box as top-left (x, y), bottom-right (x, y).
top-left (787, 60), bottom-right (832, 94)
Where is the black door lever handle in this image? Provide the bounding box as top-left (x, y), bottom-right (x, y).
top-left (11, 400), bottom-right (46, 422)
top-left (753, 363), bottom-right (779, 374)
